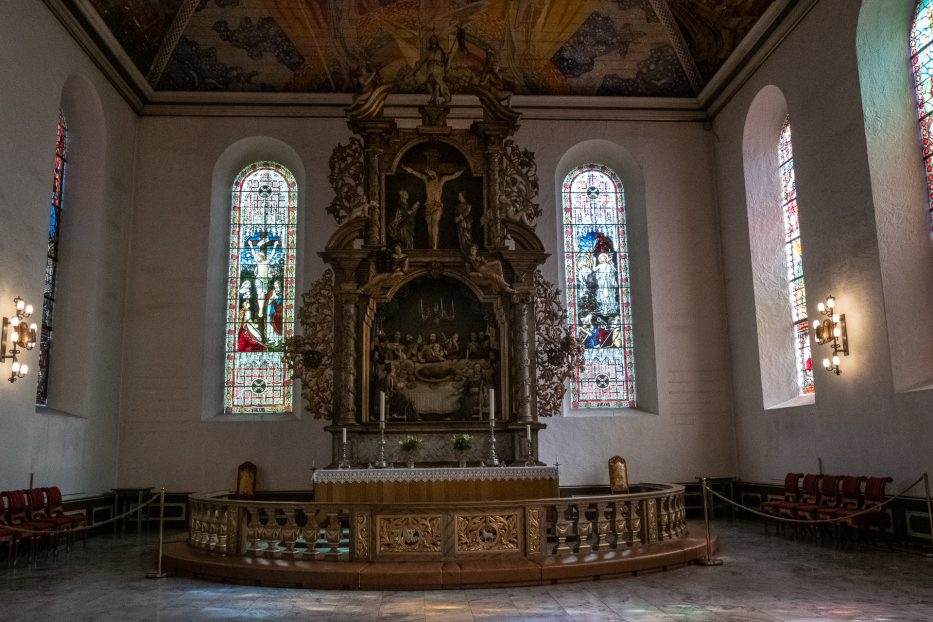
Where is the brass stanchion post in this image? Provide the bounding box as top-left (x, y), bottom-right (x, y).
top-left (696, 477), bottom-right (723, 566)
top-left (146, 487), bottom-right (170, 579)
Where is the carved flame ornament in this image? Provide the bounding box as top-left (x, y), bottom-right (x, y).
top-left (498, 140), bottom-right (541, 227)
top-left (284, 269), bottom-right (335, 419)
top-left (327, 137), bottom-right (366, 224)
top-left (533, 270), bottom-right (581, 417)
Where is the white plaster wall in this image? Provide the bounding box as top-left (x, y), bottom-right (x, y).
top-left (0, 5), bottom-right (136, 494)
top-left (713, 0), bottom-right (933, 492)
top-left (857, 0), bottom-right (933, 393)
top-left (117, 117), bottom-right (343, 491)
top-left (523, 121), bottom-right (736, 485)
top-left (117, 113), bottom-right (736, 490)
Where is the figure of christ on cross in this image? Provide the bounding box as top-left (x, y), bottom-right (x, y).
top-left (402, 164), bottom-right (463, 249)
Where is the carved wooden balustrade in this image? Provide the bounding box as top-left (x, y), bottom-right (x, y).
top-left (187, 483), bottom-right (686, 562)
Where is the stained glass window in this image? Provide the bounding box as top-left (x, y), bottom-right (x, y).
top-left (562, 164), bottom-right (635, 409)
top-left (911, 0), bottom-right (933, 229)
top-left (779, 118), bottom-right (814, 395)
top-left (36, 111), bottom-right (67, 406)
top-left (224, 162), bottom-right (297, 414)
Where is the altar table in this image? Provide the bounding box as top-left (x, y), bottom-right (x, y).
top-left (312, 466), bottom-right (559, 503)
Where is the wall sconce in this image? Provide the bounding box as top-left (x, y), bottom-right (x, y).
top-left (1, 297), bottom-right (37, 383)
top-left (812, 295), bottom-right (848, 375)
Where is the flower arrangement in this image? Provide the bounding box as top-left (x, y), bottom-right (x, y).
top-left (451, 434), bottom-right (473, 452)
top-left (398, 435), bottom-right (423, 452)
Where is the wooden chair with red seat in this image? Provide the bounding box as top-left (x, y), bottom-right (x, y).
top-left (793, 474), bottom-right (843, 541)
top-left (814, 475), bottom-right (865, 543)
top-left (761, 472), bottom-right (803, 533)
top-left (0, 495), bottom-right (20, 568)
top-left (42, 486), bottom-right (88, 549)
top-left (838, 476), bottom-right (893, 546)
top-left (1, 489), bottom-right (55, 563)
top-left (27, 488), bottom-right (75, 552)
top-left (774, 473), bottom-right (821, 537)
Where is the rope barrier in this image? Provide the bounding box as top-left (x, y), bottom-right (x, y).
top-left (2, 493), bottom-right (160, 536)
top-left (701, 474), bottom-right (925, 525)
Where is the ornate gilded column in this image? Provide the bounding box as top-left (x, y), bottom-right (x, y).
top-left (349, 119), bottom-right (395, 247)
top-left (334, 290), bottom-right (359, 426)
top-left (485, 145), bottom-right (503, 249)
top-left (511, 292), bottom-right (536, 423)
top-left (364, 138), bottom-right (383, 246)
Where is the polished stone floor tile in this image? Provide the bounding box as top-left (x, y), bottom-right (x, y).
top-left (3, 521), bottom-right (933, 621)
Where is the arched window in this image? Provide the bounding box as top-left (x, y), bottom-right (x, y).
top-left (562, 164), bottom-right (635, 409)
top-left (911, 0), bottom-right (933, 228)
top-left (779, 118), bottom-right (814, 395)
top-left (36, 111), bottom-right (67, 406)
top-left (225, 162), bottom-right (297, 414)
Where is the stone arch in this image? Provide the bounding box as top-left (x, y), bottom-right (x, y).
top-left (857, 0), bottom-right (933, 392)
top-left (43, 74), bottom-right (107, 415)
top-left (743, 85), bottom-right (813, 408)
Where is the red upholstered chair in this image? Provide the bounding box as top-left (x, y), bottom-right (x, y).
top-left (839, 476), bottom-right (893, 544)
top-left (815, 475), bottom-right (865, 543)
top-left (1, 489), bottom-right (55, 563)
top-left (775, 474), bottom-right (821, 519)
top-left (42, 486), bottom-right (87, 548)
top-left (761, 472), bottom-right (802, 533)
top-left (773, 473), bottom-right (822, 538)
top-left (0, 496), bottom-right (19, 568)
top-left (793, 475), bottom-right (841, 518)
top-left (27, 488), bottom-right (74, 551)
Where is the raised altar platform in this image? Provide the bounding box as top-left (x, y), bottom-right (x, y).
top-left (165, 483), bottom-right (708, 589)
top-left (312, 466), bottom-right (559, 502)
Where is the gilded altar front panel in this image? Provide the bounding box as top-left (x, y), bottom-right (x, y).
top-left (454, 511), bottom-right (521, 554)
top-left (376, 513), bottom-right (443, 555)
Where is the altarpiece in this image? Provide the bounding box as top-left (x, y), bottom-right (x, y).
top-left (285, 62), bottom-right (578, 468)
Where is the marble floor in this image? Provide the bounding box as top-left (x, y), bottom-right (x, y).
top-left (2, 521), bottom-right (933, 621)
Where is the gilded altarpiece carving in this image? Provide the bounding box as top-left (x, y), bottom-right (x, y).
top-left (285, 73), bottom-right (577, 468)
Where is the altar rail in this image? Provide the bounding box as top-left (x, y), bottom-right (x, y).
top-left (187, 483), bottom-right (686, 562)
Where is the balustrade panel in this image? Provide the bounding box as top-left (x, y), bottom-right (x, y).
top-left (186, 483), bottom-right (687, 564)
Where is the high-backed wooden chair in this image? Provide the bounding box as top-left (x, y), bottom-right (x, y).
top-left (814, 475), bottom-right (865, 539)
top-left (27, 488), bottom-right (75, 551)
top-left (761, 472), bottom-right (802, 533)
top-left (236, 461), bottom-right (258, 499)
top-left (839, 476), bottom-right (892, 544)
top-left (607, 456), bottom-right (629, 494)
top-left (792, 475), bottom-right (843, 541)
top-left (0, 495), bottom-right (18, 568)
top-left (42, 486), bottom-right (88, 549)
top-left (1, 490), bottom-right (55, 563)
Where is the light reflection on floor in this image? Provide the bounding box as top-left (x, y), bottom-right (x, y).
top-left (2, 521), bottom-right (933, 621)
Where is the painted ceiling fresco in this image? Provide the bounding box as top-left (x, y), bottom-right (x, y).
top-left (86, 0), bottom-right (773, 97)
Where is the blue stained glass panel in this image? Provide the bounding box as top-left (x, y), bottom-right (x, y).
top-left (911, 0), bottom-right (933, 229)
top-left (224, 162), bottom-right (297, 414)
top-left (779, 118), bottom-right (813, 395)
top-left (563, 164), bottom-right (635, 409)
top-left (37, 112), bottom-right (67, 406)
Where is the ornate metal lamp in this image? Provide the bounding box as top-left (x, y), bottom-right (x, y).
top-left (812, 295), bottom-right (848, 375)
top-left (1, 297), bottom-right (37, 383)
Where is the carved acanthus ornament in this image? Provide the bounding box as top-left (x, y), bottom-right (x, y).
top-left (377, 515), bottom-right (442, 554)
top-left (455, 513), bottom-right (520, 553)
top-left (498, 140), bottom-right (541, 227)
top-left (327, 137), bottom-right (367, 225)
top-left (284, 269), bottom-right (335, 419)
top-left (533, 270), bottom-right (581, 417)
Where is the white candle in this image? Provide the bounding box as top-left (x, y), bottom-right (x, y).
top-left (488, 389), bottom-right (495, 423)
top-left (342, 427), bottom-right (347, 443)
top-left (380, 391), bottom-right (386, 428)
top-left (526, 424), bottom-right (531, 441)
